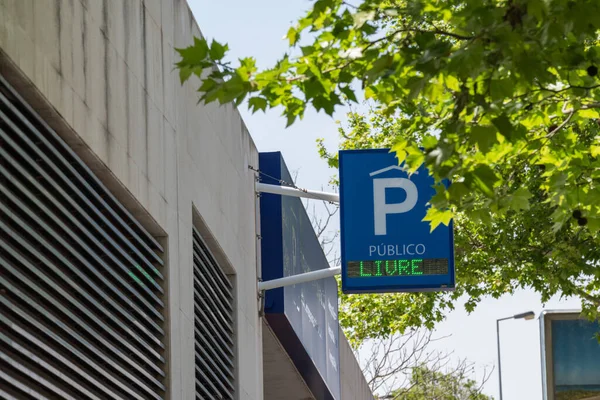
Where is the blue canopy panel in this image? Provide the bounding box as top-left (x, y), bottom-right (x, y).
top-left (259, 152), bottom-right (341, 400)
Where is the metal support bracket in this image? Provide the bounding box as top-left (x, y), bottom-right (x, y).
top-left (254, 181), bottom-right (341, 301)
top-left (258, 287), bottom-right (266, 317)
top-left (257, 266), bottom-right (341, 292)
top-left (256, 182), bottom-right (339, 203)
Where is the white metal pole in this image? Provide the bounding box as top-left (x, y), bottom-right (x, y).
top-left (256, 182), bottom-right (339, 203)
top-left (258, 266), bottom-right (341, 291)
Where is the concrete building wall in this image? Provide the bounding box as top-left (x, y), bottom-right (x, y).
top-left (339, 330), bottom-right (375, 400)
top-left (1, 1), bottom-right (262, 399)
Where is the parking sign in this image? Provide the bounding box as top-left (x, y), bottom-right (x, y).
top-left (339, 149), bottom-right (455, 294)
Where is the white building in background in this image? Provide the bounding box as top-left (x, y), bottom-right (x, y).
top-left (0, 1), bottom-right (372, 399)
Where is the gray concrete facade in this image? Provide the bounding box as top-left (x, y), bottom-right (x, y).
top-left (0, 0), bottom-right (373, 399)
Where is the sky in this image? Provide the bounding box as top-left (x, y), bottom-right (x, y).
top-left (187, 1), bottom-right (581, 398)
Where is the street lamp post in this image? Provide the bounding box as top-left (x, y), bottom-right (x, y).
top-left (496, 311), bottom-right (535, 400)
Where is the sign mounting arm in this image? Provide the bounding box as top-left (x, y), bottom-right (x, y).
top-left (255, 181), bottom-right (341, 293)
top-left (258, 266), bottom-right (341, 291)
top-left (256, 182), bottom-right (339, 203)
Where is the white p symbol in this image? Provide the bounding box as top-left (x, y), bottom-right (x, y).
top-left (373, 178), bottom-right (418, 235)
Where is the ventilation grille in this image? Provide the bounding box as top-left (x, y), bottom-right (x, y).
top-left (0, 75), bottom-right (166, 399)
top-left (192, 227), bottom-right (235, 399)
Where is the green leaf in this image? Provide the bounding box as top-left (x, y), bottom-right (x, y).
top-left (490, 79), bottom-right (515, 102)
top-left (364, 86), bottom-right (376, 100)
top-left (405, 146), bottom-right (425, 172)
top-left (313, 93), bottom-right (339, 115)
top-left (285, 112), bottom-right (298, 127)
top-left (209, 39), bottom-right (228, 61)
top-left (430, 183), bottom-right (450, 208)
top-left (179, 67), bottom-right (193, 84)
top-left (468, 165), bottom-right (500, 198)
top-left (304, 77), bottom-right (325, 100)
top-left (365, 55), bottom-right (393, 83)
top-left (286, 27), bottom-right (300, 46)
top-left (189, 37), bottom-right (210, 63)
top-left (470, 125), bottom-right (498, 153)
top-left (353, 10), bottom-right (375, 28)
top-left (198, 78), bottom-right (217, 92)
top-left (527, 0), bottom-right (547, 21)
top-left (550, 208), bottom-right (568, 233)
top-left (448, 182), bottom-right (470, 200)
top-left (248, 97), bottom-right (268, 113)
top-left (423, 207), bottom-right (453, 232)
top-left (579, 109), bottom-right (600, 119)
top-left (340, 85), bottom-right (358, 103)
top-left (407, 77), bottom-right (427, 101)
top-left (508, 188), bottom-right (533, 211)
top-left (443, 75), bottom-right (461, 92)
top-left (421, 135), bottom-right (438, 150)
top-left (301, 45), bottom-right (316, 56)
top-left (471, 208), bottom-right (492, 226)
top-left (391, 140), bottom-right (409, 164)
top-left (491, 115), bottom-right (514, 140)
top-left (587, 217), bottom-right (600, 234)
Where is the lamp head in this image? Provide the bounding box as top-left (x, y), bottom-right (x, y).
top-left (513, 311), bottom-right (535, 320)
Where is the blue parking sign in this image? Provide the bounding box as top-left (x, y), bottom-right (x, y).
top-left (339, 149), bottom-right (455, 294)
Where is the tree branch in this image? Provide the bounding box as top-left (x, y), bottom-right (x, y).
top-left (286, 24), bottom-right (475, 84)
top-left (546, 109), bottom-right (574, 139)
top-left (402, 27), bottom-right (476, 41)
top-left (572, 286), bottom-right (600, 306)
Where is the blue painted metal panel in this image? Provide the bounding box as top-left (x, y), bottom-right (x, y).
top-left (339, 149), bottom-right (455, 293)
top-left (259, 152), bottom-right (341, 400)
top-left (259, 152), bottom-right (284, 314)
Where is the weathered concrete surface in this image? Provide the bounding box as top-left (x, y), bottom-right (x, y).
top-left (340, 329), bottom-right (375, 400)
top-left (1, 0), bottom-right (262, 398)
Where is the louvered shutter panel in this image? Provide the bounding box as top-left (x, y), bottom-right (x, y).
top-left (192, 227), bottom-right (235, 399)
top-left (0, 76), bottom-right (167, 400)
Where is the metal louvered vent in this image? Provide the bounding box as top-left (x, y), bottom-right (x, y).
top-left (0, 75), bottom-right (166, 399)
top-left (192, 227), bottom-right (235, 400)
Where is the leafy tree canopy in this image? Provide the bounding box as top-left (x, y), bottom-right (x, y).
top-left (381, 364), bottom-right (492, 400)
top-left (176, 0), bottom-right (600, 344)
